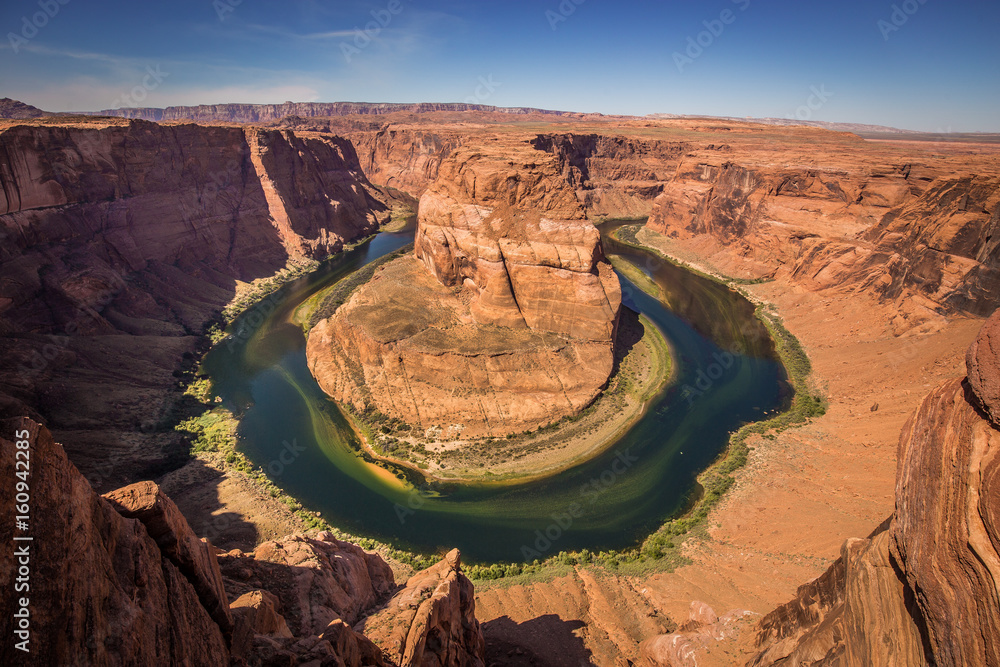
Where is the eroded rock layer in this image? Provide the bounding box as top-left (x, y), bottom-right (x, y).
top-left (750, 309), bottom-right (1000, 667)
top-left (0, 119), bottom-right (390, 487)
top-left (0, 418), bottom-right (486, 666)
top-left (307, 140), bottom-right (622, 436)
top-left (646, 147), bottom-right (1000, 319)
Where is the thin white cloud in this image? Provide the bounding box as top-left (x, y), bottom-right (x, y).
top-left (0, 42), bottom-right (126, 62)
top-left (243, 23), bottom-right (356, 41)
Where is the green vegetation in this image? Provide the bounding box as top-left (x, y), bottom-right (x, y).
top-left (607, 254), bottom-right (664, 300)
top-left (223, 258), bottom-right (320, 323)
top-left (299, 244), bottom-right (414, 331)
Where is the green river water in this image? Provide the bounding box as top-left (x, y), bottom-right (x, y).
top-left (202, 221), bottom-right (788, 563)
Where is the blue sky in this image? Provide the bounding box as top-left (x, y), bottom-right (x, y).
top-left (1, 0), bottom-right (997, 131)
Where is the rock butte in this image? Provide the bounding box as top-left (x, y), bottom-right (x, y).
top-left (2, 104), bottom-right (1000, 665)
top-left (306, 140), bottom-right (622, 437)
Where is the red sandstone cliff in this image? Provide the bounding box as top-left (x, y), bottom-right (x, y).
top-left (0, 119), bottom-right (390, 488)
top-left (0, 417), bottom-right (486, 666)
top-left (646, 150), bottom-right (1000, 319)
top-left (744, 310), bottom-right (1000, 666)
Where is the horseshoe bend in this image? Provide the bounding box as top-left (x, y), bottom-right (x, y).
top-left (2, 100), bottom-right (1000, 664)
top-left (304, 140), bottom-right (645, 476)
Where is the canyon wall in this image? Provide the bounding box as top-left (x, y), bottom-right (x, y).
top-left (0, 417), bottom-right (485, 666)
top-left (346, 126), bottom-right (465, 197)
top-left (529, 132), bottom-right (695, 218)
top-left (747, 309), bottom-right (1000, 667)
top-left (0, 119), bottom-right (390, 487)
top-left (307, 138), bottom-right (624, 437)
top-left (646, 149), bottom-right (1000, 320)
top-left (86, 101), bottom-right (579, 123)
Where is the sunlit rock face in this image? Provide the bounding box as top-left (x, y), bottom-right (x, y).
top-left (307, 139), bottom-right (622, 437)
top-left (750, 309), bottom-right (1000, 667)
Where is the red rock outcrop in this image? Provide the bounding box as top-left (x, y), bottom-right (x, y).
top-left (967, 311), bottom-right (1000, 422)
top-left (307, 139), bottom-right (622, 436)
top-left (0, 119), bottom-right (390, 488)
top-left (103, 480), bottom-right (235, 639)
top-left (750, 309), bottom-right (1000, 666)
top-left (0, 417), bottom-right (230, 666)
top-left (646, 147), bottom-right (1000, 319)
top-left (218, 531), bottom-right (396, 635)
top-left (0, 417), bottom-right (487, 666)
top-left (360, 549), bottom-right (486, 667)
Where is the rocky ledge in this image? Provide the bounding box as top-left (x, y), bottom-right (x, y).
top-left (0, 417), bottom-right (485, 666)
top-left (306, 140), bottom-right (622, 437)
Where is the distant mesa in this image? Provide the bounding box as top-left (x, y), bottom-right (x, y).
top-left (79, 101), bottom-right (583, 124)
top-left (0, 98), bottom-right (50, 119)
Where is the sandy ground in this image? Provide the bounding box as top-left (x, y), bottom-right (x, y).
top-left (473, 251), bottom-right (981, 665)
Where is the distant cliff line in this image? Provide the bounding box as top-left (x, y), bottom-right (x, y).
top-left (77, 101), bottom-right (584, 123)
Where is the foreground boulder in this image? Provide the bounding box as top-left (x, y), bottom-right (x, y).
top-left (218, 532), bottom-right (396, 635)
top-left (0, 418), bottom-right (486, 666)
top-left (307, 139), bottom-right (622, 437)
top-left (0, 418), bottom-right (230, 666)
top-left (360, 549), bottom-right (486, 667)
top-left (750, 308), bottom-right (1000, 666)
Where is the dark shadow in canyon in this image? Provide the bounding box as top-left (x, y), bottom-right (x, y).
top-left (483, 615), bottom-right (593, 667)
top-left (609, 305), bottom-right (645, 381)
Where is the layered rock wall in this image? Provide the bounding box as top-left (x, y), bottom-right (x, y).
top-left (0, 417), bottom-right (486, 666)
top-left (87, 101), bottom-right (579, 123)
top-left (0, 120), bottom-right (389, 487)
top-left (647, 151), bottom-right (1000, 317)
top-left (750, 309), bottom-right (1000, 667)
